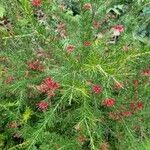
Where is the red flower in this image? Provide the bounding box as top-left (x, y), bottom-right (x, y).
top-left (78, 135), bottom-right (86, 144)
top-left (84, 41), bottom-right (91, 46)
top-left (47, 91), bottom-right (55, 97)
top-left (37, 101), bottom-right (49, 111)
top-left (28, 60), bottom-right (44, 71)
top-left (32, 0), bottom-right (41, 6)
top-left (83, 3), bottom-right (92, 10)
top-left (8, 122), bottom-right (18, 128)
top-left (44, 77), bottom-right (60, 90)
top-left (5, 76), bottom-right (14, 84)
top-left (100, 142), bottom-right (109, 150)
top-left (133, 125), bottom-right (139, 130)
top-left (92, 84), bottom-right (102, 94)
top-left (102, 98), bottom-right (115, 107)
top-left (130, 101), bottom-right (143, 111)
top-left (137, 102), bottom-right (143, 110)
top-left (142, 70), bottom-right (150, 76)
top-left (123, 111), bottom-right (131, 117)
top-left (113, 25), bottom-right (124, 33)
top-left (38, 77), bottom-right (60, 97)
top-left (39, 83), bottom-right (49, 93)
top-left (133, 80), bottom-right (139, 87)
top-left (66, 45), bottom-right (74, 53)
top-left (93, 21), bottom-right (99, 29)
top-left (130, 102), bottom-right (136, 110)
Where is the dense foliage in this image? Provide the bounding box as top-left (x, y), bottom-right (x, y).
top-left (0, 0), bottom-right (150, 149)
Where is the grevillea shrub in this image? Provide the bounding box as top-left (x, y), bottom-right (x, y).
top-left (0, 0), bottom-right (150, 150)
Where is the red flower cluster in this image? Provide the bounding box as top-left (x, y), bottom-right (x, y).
top-left (109, 110), bottom-right (132, 120)
top-left (66, 45), bottom-right (74, 53)
top-left (142, 70), bottom-right (150, 76)
top-left (133, 80), bottom-right (139, 87)
top-left (123, 111), bottom-right (131, 117)
top-left (113, 25), bottom-right (124, 33)
top-left (99, 142), bottom-right (109, 150)
top-left (38, 77), bottom-right (60, 97)
top-left (93, 21), bottom-right (99, 29)
top-left (109, 101), bottom-right (144, 120)
top-left (92, 84), bottom-right (102, 94)
top-left (130, 101), bottom-right (144, 111)
top-left (37, 101), bottom-right (49, 111)
top-left (102, 98), bottom-right (115, 107)
top-left (5, 76), bottom-right (14, 84)
top-left (32, 0), bottom-right (41, 6)
top-left (28, 60), bottom-right (44, 71)
top-left (77, 135), bottom-right (86, 144)
top-left (137, 102), bottom-right (144, 110)
top-left (84, 41), bottom-right (91, 46)
top-left (83, 3), bottom-right (92, 10)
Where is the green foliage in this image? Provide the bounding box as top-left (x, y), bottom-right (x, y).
top-left (22, 107), bottom-right (33, 123)
top-left (107, 5), bottom-right (124, 15)
top-left (0, 4), bottom-right (5, 18)
top-left (0, 0), bottom-right (150, 150)
top-left (0, 134), bottom-right (5, 149)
